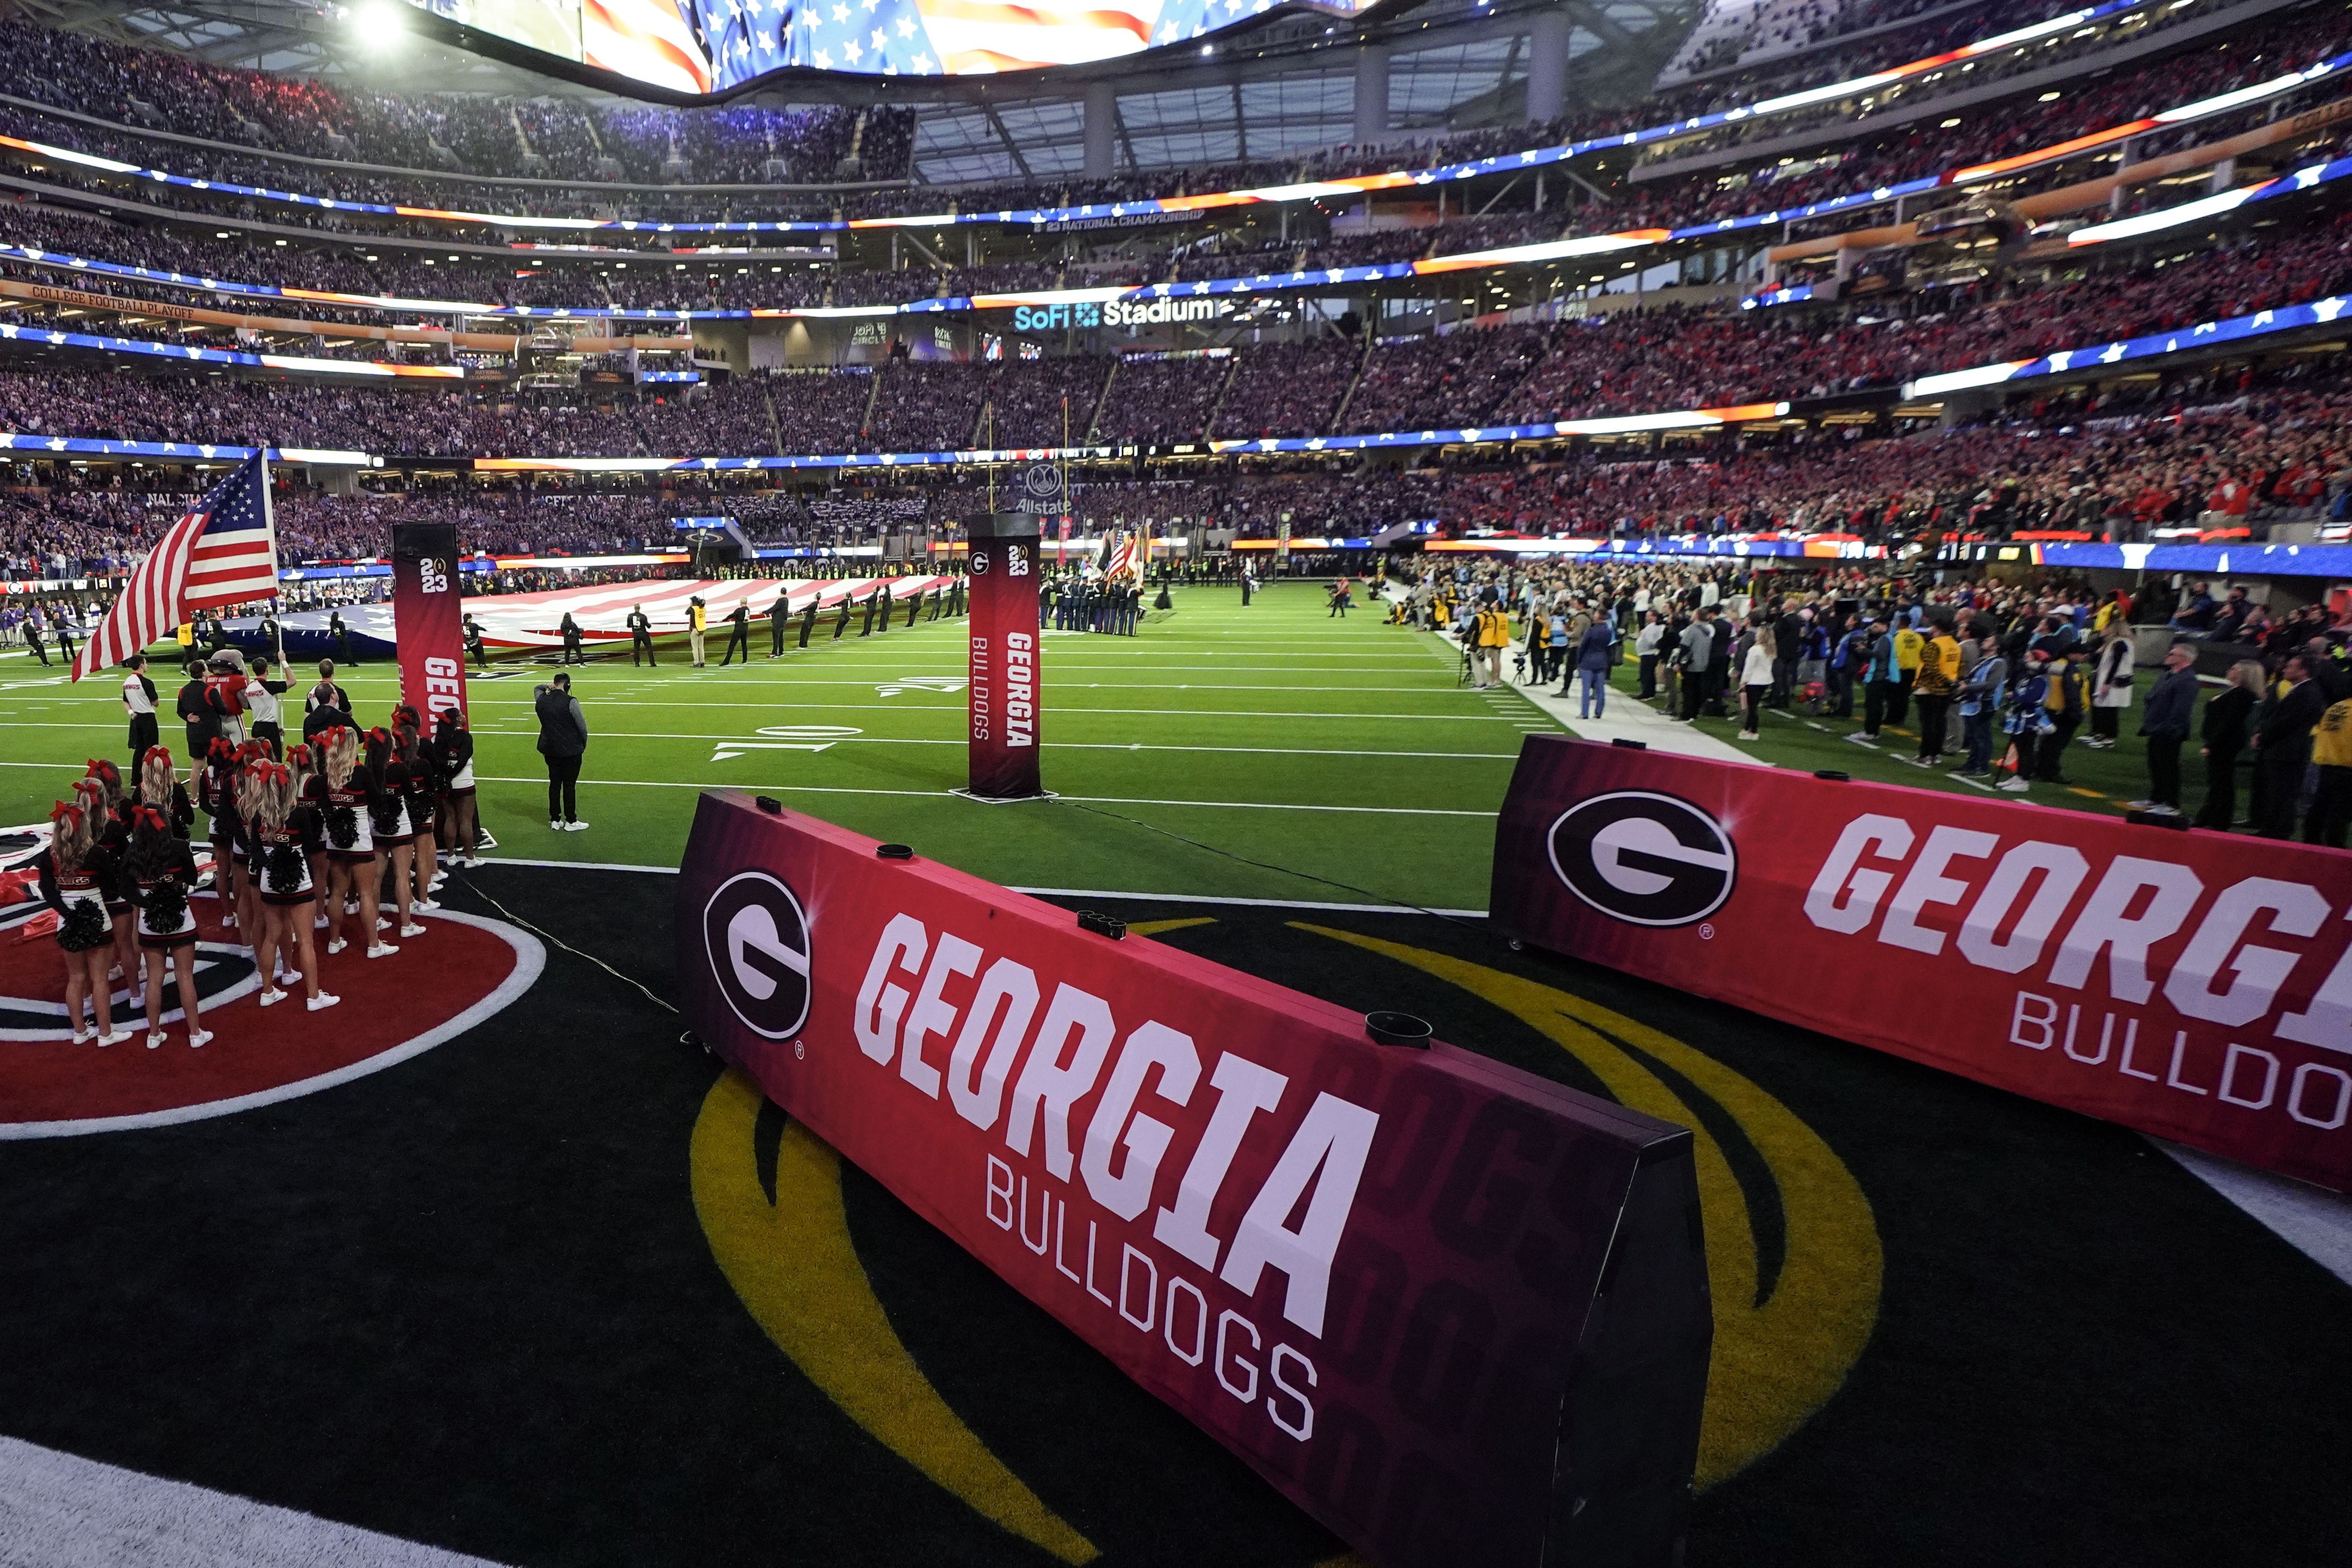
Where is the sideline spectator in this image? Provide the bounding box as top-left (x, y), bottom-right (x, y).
top-left (2194, 661), bottom-right (2263, 829)
top-left (2255, 655), bottom-right (2324, 838)
top-left (535, 671), bottom-right (589, 832)
top-left (2137, 643), bottom-right (2197, 815)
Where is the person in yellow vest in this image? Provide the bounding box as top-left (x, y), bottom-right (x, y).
top-left (1908, 620), bottom-right (1964, 767)
top-left (175, 621), bottom-right (195, 660)
top-left (1890, 619), bottom-right (1924, 730)
top-left (1470, 597), bottom-right (1512, 689)
top-left (2308, 689), bottom-right (2352, 846)
top-left (688, 596), bottom-right (708, 668)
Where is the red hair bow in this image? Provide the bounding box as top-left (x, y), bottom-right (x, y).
top-left (48, 801), bottom-right (82, 830)
top-left (132, 805), bottom-right (169, 834)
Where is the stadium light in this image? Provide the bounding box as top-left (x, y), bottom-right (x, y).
top-left (354, 2), bottom-right (407, 48)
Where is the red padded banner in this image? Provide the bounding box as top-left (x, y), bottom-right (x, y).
top-left (675, 791), bottom-right (1710, 1567)
top-left (1492, 736), bottom-right (2352, 1192)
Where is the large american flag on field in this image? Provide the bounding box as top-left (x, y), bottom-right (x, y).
top-left (72, 453), bottom-right (277, 681)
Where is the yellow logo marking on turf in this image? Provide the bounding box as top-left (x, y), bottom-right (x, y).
top-left (1292, 926), bottom-right (1883, 1492)
top-left (691, 1068), bottom-right (1099, 1564)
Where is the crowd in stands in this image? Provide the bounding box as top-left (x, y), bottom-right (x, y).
top-left (0, 19), bottom-right (914, 187)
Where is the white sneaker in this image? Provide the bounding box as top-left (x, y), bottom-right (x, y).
top-left (462, 855), bottom-right (482, 868)
top-left (366, 942), bottom-right (399, 959)
top-left (307, 992), bottom-right (341, 1012)
top-left (146, 1030), bottom-right (167, 1050)
top-left (1844, 732), bottom-right (1878, 746)
top-left (564, 821), bottom-right (590, 832)
top-left (326, 939), bottom-right (348, 955)
top-left (279, 971), bottom-right (301, 985)
top-left (399, 923), bottom-right (427, 938)
top-left (72, 1027), bottom-right (95, 1046)
top-left (411, 897), bottom-right (442, 911)
top-left (314, 915), bottom-right (329, 930)
top-left (551, 819), bottom-right (564, 831)
top-left (258, 988), bottom-right (287, 1007)
top-left (375, 917), bottom-right (392, 933)
top-left (221, 913), bottom-right (237, 931)
top-left (97, 1028), bottom-right (130, 1047)
top-left (129, 990), bottom-right (144, 1011)
top-left (1737, 730), bottom-right (1759, 741)
top-left (1998, 778), bottom-right (2031, 793)
top-left (187, 1028), bottom-right (212, 1049)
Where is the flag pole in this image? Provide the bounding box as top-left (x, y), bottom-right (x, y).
top-left (259, 453), bottom-right (287, 677)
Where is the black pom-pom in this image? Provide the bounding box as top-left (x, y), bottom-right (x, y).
top-left (265, 841), bottom-right (305, 894)
top-left (58, 899), bottom-right (109, 953)
top-left (145, 875), bottom-right (189, 935)
top-left (327, 803), bottom-right (358, 849)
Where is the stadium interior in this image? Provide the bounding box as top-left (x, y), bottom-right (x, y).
top-left (1, 0), bottom-right (2347, 1562)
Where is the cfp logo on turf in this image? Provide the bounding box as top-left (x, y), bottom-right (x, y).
top-left (705, 871), bottom-right (812, 1040)
top-left (1548, 791), bottom-right (1736, 928)
top-left (419, 556), bottom-right (450, 595)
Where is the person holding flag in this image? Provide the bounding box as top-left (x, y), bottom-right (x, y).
top-left (72, 453), bottom-right (282, 688)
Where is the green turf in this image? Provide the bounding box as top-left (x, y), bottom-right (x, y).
top-left (0, 583), bottom-right (1549, 911)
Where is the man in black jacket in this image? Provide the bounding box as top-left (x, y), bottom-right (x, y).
top-left (627, 605), bottom-right (655, 666)
top-left (721, 601), bottom-right (751, 666)
top-left (2136, 643), bottom-right (2198, 814)
top-left (176, 659), bottom-right (217, 761)
top-left (2255, 655), bottom-right (2326, 839)
top-left (768, 591), bottom-right (790, 658)
top-left (535, 672), bottom-right (589, 832)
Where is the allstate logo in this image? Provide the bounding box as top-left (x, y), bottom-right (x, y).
top-left (705, 871), bottom-right (812, 1040)
top-left (1021, 463), bottom-right (1062, 499)
top-left (1547, 791), bottom-right (1736, 927)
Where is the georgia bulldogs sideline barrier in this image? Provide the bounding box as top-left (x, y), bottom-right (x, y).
top-left (676, 790), bottom-right (1711, 1568)
top-left (1492, 737), bottom-right (2352, 1193)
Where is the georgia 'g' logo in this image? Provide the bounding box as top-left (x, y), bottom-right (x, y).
top-left (1548, 791), bottom-right (1736, 927)
top-left (705, 871), bottom-right (812, 1040)
top-left (969, 549), bottom-right (991, 575)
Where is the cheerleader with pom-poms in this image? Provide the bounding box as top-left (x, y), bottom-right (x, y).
top-left (318, 725), bottom-right (390, 959)
top-left (79, 761), bottom-right (142, 1012)
top-left (124, 797), bottom-right (208, 1051)
top-left (248, 762), bottom-right (337, 1013)
top-left (364, 727), bottom-right (416, 951)
top-left (431, 709), bottom-right (479, 868)
top-left (35, 800), bottom-right (130, 1046)
top-left (198, 738), bottom-right (250, 944)
top-left (287, 742), bottom-right (329, 936)
top-left (392, 707), bottom-right (441, 924)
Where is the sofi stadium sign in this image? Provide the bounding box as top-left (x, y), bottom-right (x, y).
top-left (1493, 738), bottom-right (2352, 1191)
top-left (676, 791), bottom-right (1710, 1567)
top-left (1011, 296), bottom-right (1237, 332)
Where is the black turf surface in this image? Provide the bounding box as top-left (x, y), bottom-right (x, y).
top-left (0, 866), bottom-right (2343, 1567)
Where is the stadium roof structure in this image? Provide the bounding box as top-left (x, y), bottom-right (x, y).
top-left (5, 0), bottom-right (1701, 183)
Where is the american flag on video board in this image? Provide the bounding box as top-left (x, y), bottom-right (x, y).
top-left (74, 453), bottom-right (278, 681)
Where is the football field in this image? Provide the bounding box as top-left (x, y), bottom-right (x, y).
top-left (0, 583), bottom-right (1544, 911)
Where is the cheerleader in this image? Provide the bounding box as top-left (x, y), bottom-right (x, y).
top-left (287, 742), bottom-right (329, 934)
top-left (137, 743), bottom-right (195, 838)
top-left (197, 738), bottom-right (244, 942)
top-left (249, 763), bottom-right (337, 1012)
top-left (124, 802), bottom-right (208, 1050)
top-left (393, 709), bottom-right (442, 919)
top-left (232, 752), bottom-right (281, 981)
top-left (81, 761), bottom-right (141, 1011)
top-left (431, 709), bottom-right (479, 868)
top-left (366, 728), bottom-right (420, 947)
top-left (319, 726), bottom-right (391, 959)
top-left (35, 800), bottom-right (130, 1046)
